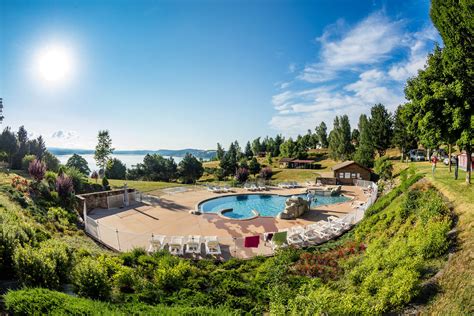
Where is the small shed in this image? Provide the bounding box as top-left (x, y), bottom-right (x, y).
top-left (279, 157), bottom-right (295, 168)
top-left (332, 161), bottom-right (371, 185)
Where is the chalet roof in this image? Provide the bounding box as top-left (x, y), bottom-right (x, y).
top-left (292, 159), bottom-right (315, 163)
top-left (279, 157), bottom-right (295, 163)
top-left (332, 160), bottom-right (371, 172)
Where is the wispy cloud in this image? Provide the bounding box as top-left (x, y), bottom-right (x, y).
top-left (51, 130), bottom-right (78, 140)
top-left (270, 11), bottom-right (438, 136)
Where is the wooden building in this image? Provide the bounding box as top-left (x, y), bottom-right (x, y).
top-left (279, 157), bottom-right (294, 168)
top-left (332, 161), bottom-right (372, 185)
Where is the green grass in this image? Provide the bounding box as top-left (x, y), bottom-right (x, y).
top-left (90, 178), bottom-right (191, 193)
top-left (393, 161), bottom-right (474, 314)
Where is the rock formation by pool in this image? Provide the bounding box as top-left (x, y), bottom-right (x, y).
top-left (277, 196), bottom-right (310, 219)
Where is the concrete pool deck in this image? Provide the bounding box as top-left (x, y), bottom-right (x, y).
top-left (88, 185), bottom-right (367, 259)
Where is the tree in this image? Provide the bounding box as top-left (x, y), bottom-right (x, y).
top-left (244, 141), bottom-right (253, 158)
top-left (44, 151), bottom-right (60, 172)
top-left (369, 104), bottom-right (393, 157)
top-left (248, 157), bottom-right (261, 176)
top-left (66, 154), bottom-right (91, 176)
top-left (279, 138), bottom-right (296, 158)
top-left (259, 167), bottom-right (273, 180)
top-left (315, 122), bottom-right (328, 148)
top-left (392, 105), bottom-right (417, 162)
top-left (351, 129), bottom-right (360, 147)
top-left (178, 153), bottom-right (204, 184)
top-left (329, 115), bottom-right (353, 161)
top-left (431, 0), bottom-right (473, 183)
top-left (0, 127), bottom-right (18, 167)
top-left (354, 114), bottom-right (375, 168)
top-left (273, 134), bottom-right (284, 157)
top-left (219, 143), bottom-right (238, 177)
top-left (35, 136), bottom-right (46, 161)
top-left (141, 154), bottom-right (177, 182)
top-left (374, 156), bottom-right (393, 181)
top-left (94, 130), bottom-right (114, 177)
top-left (251, 137), bottom-right (262, 156)
top-left (216, 143), bottom-right (225, 160)
top-left (12, 126), bottom-right (29, 169)
top-left (105, 158), bottom-right (126, 180)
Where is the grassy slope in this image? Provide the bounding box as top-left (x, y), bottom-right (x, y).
top-left (400, 162), bottom-right (474, 314)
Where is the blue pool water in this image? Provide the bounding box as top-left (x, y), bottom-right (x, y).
top-left (199, 194), bottom-right (350, 219)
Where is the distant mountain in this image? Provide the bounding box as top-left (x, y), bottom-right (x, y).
top-left (47, 147), bottom-right (217, 160)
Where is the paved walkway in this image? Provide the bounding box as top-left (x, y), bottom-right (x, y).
top-left (88, 185), bottom-right (367, 259)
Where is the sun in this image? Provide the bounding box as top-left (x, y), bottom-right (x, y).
top-left (37, 45), bottom-right (73, 82)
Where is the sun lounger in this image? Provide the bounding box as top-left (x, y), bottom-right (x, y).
top-left (287, 226), bottom-right (305, 246)
top-left (278, 182), bottom-right (289, 189)
top-left (271, 230), bottom-right (288, 250)
top-left (147, 235), bottom-right (166, 253)
top-left (205, 236), bottom-right (221, 255)
top-left (302, 226), bottom-right (321, 243)
top-left (168, 236), bottom-right (184, 255)
top-left (306, 223), bottom-right (331, 239)
top-left (185, 235), bottom-right (202, 254)
top-left (222, 186), bottom-right (231, 193)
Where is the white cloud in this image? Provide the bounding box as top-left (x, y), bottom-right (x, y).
top-left (299, 12), bottom-right (405, 83)
top-left (51, 130), bottom-right (78, 140)
top-left (269, 11), bottom-right (437, 136)
top-left (388, 26), bottom-right (439, 81)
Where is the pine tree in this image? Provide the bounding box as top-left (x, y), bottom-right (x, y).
top-left (354, 114), bottom-right (375, 168)
top-left (216, 143), bottom-right (225, 160)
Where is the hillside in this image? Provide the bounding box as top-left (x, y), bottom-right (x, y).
top-left (1, 166), bottom-right (470, 314)
top-left (48, 148), bottom-right (217, 160)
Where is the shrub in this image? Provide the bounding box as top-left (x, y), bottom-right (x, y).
top-left (22, 155), bottom-right (36, 171)
top-left (13, 240), bottom-right (73, 289)
top-left (44, 151), bottom-right (60, 172)
top-left (28, 159), bottom-right (46, 182)
top-left (259, 167), bottom-right (273, 180)
top-left (65, 167), bottom-right (87, 193)
top-left (214, 168), bottom-right (225, 181)
top-left (72, 257), bottom-right (112, 300)
top-left (234, 167), bottom-right (249, 183)
top-left (91, 170), bottom-right (99, 182)
top-left (56, 174), bottom-right (74, 198)
top-left (374, 156), bottom-right (393, 180)
top-left (44, 171), bottom-right (57, 190)
top-left (102, 176), bottom-right (110, 190)
top-left (4, 288), bottom-right (238, 315)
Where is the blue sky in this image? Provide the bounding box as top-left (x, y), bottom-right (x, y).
top-left (0, 0), bottom-right (438, 150)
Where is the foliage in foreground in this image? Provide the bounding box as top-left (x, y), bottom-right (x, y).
top-left (4, 288), bottom-right (237, 316)
top-left (1, 169), bottom-right (454, 315)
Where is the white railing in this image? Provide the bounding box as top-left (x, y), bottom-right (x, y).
top-left (83, 184), bottom-right (378, 259)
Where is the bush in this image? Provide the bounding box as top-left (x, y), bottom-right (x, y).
top-left (13, 240), bottom-right (73, 289)
top-left (259, 167), bottom-right (273, 180)
top-left (4, 288), bottom-right (239, 315)
top-left (28, 159), bottom-right (46, 182)
top-left (56, 174), bottom-right (74, 200)
top-left (374, 156), bottom-right (393, 180)
top-left (22, 155), bottom-right (36, 171)
top-left (44, 171), bottom-right (57, 190)
top-left (44, 151), bottom-right (60, 172)
top-left (65, 167), bottom-right (87, 193)
top-left (72, 257), bottom-right (112, 300)
top-left (234, 167), bottom-right (249, 183)
top-left (102, 176), bottom-right (110, 190)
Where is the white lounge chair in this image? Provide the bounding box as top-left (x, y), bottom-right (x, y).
top-left (205, 236), bottom-right (221, 255)
top-left (287, 226), bottom-right (305, 247)
top-left (257, 183), bottom-right (267, 191)
top-left (306, 223), bottom-right (331, 239)
top-left (302, 226), bottom-right (322, 243)
top-left (147, 235), bottom-right (166, 253)
top-left (222, 186), bottom-right (231, 193)
top-left (185, 235), bottom-right (202, 254)
top-left (250, 184), bottom-right (258, 191)
top-left (168, 236), bottom-right (184, 255)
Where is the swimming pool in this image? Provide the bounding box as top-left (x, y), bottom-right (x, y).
top-left (198, 193), bottom-right (350, 219)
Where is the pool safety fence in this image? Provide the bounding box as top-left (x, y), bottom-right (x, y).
top-left (84, 181), bottom-right (378, 259)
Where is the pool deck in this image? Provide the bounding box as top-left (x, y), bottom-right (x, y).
top-left (88, 185), bottom-right (367, 259)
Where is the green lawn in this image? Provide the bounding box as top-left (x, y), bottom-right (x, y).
top-left (93, 178), bottom-right (191, 193)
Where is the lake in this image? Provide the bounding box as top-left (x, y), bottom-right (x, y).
top-left (56, 154), bottom-right (183, 172)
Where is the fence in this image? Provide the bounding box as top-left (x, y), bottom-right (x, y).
top-left (84, 182), bottom-right (378, 259)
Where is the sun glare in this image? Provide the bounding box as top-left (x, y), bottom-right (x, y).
top-left (36, 45), bottom-right (74, 82)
